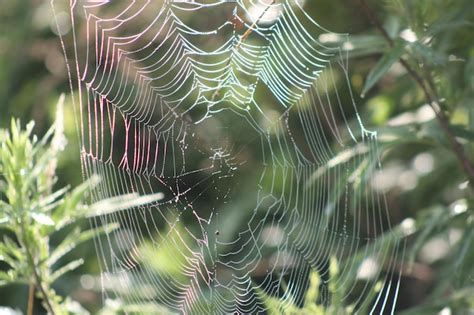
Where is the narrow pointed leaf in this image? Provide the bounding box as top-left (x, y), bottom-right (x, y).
top-left (362, 42), bottom-right (405, 96)
top-left (87, 192), bottom-right (164, 218)
top-left (51, 259), bottom-right (84, 283)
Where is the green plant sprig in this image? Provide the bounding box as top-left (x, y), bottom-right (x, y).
top-left (0, 97), bottom-right (163, 314)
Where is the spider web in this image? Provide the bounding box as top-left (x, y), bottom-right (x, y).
top-left (52, 0), bottom-right (404, 313)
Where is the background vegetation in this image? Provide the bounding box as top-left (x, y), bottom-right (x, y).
top-left (0, 0), bottom-right (473, 314)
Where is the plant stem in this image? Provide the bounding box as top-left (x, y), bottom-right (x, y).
top-left (357, 0), bottom-right (474, 184)
top-left (19, 222), bottom-right (57, 315)
top-left (27, 281), bottom-right (34, 315)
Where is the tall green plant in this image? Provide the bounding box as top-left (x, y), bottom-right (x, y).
top-left (0, 97), bottom-right (163, 314)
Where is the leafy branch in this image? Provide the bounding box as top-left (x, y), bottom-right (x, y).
top-left (356, 0), bottom-right (474, 185)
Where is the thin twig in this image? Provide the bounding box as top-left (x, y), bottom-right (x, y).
top-left (357, 0), bottom-right (474, 184)
top-left (235, 0), bottom-right (276, 50)
top-left (20, 223), bottom-right (57, 315)
top-left (27, 281), bottom-right (34, 315)
top-left (211, 0), bottom-right (276, 102)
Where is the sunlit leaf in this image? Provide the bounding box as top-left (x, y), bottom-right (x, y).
top-left (87, 192), bottom-right (164, 218)
top-left (30, 211), bottom-right (55, 226)
top-left (51, 258), bottom-right (84, 283)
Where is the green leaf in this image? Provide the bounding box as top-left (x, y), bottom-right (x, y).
top-left (38, 186), bottom-right (69, 209)
top-left (87, 192), bottom-right (164, 218)
top-left (362, 41), bottom-right (406, 97)
top-left (0, 216), bottom-right (9, 225)
top-left (50, 258), bottom-right (84, 283)
top-left (30, 211), bottom-right (55, 226)
top-left (53, 175), bottom-right (99, 228)
top-left (48, 223), bottom-right (118, 266)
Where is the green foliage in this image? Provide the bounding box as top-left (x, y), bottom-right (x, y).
top-left (0, 100), bottom-right (163, 314)
top-left (0, 106), bottom-right (86, 313)
top-left (262, 0), bottom-right (474, 313)
top-left (256, 257), bottom-right (382, 315)
top-left (348, 0), bottom-right (474, 313)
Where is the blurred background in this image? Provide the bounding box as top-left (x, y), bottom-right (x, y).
top-left (0, 0), bottom-right (473, 314)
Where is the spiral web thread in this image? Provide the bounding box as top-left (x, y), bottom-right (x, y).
top-left (52, 0), bottom-right (404, 313)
